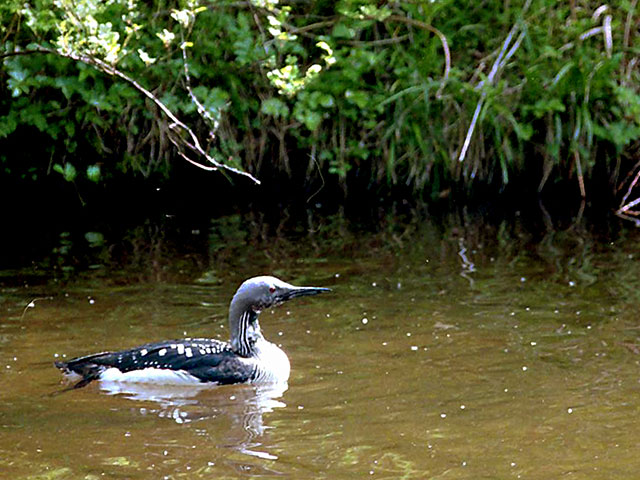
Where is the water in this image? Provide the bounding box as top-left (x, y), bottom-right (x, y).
top-left (2, 217), bottom-right (640, 479)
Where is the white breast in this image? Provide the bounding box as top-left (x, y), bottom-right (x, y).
top-left (251, 340), bottom-right (291, 384)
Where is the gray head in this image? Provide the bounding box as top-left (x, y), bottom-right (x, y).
top-left (228, 276), bottom-right (331, 354)
top-left (230, 276), bottom-right (330, 314)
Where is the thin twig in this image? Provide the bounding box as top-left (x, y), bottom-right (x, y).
top-left (616, 166), bottom-right (640, 225)
top-left (620, 166), bottom-right (640, 207)
top-left (619, 197), bottom-right (640, 213)
top-left (616, 158), bottom-right (640, 194)
top-left (459, 98), bottom-right (485, 164)
top-left (282, 19), bottom-right (336, 36)
top-left (623, 0), bottom-right (637, 51)
top-left (620, 198), bottom-right (640, 215)
top-left (574, 150), bottom-right (586, 198)
top-left (305, 153), bottom-right (326, 204)
top-left (345, 35), bottom-right (410, 47)
top-left (180, 38), bottom-right (218, 130)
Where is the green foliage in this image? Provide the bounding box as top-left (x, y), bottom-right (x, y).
top-left (1, 0), bottom-right (639, 201)
top-left (87, 164), bottom-right (101, 182)
top-left (53, 162), bottom-right (77, 182)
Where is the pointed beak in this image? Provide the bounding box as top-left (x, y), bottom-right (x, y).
top-left (278, 285), bottom-right (331, 302)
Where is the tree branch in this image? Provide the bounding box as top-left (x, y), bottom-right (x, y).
top-left (0, 48), bottom-right (261, 184)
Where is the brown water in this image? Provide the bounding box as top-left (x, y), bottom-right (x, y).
top-left (2, 219), bottom-right (640, 479)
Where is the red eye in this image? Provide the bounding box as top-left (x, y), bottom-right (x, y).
top-left (269, 286), bottom-right (276, 293)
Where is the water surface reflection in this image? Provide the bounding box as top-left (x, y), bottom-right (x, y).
top-left (97, 381), bottom-right (287, 459)
top-left (2, 218), bottom-right (640, 479)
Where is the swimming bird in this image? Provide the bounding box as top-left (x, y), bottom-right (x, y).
top-left (55, 276), bottom-right (330, 388)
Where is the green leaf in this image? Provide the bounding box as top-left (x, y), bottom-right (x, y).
top-left (332, 23), bottom-right (354, 39)
top-left (84, 231), bottom-right (105, 247)
top-left (318, 94), bottom-right (335, 108)
top-left (344, 90), bottom-right (369, 109)
top-left (293, 104), bottom-right (322, 131)
top-left (53, 162), bottom-right (77, 182)
top-left (261, 98), bottom-right (290, 118)
top-left (528, 98), bottom-right (566, 118)
top-left (0, 114), bottom-right (18, 138)
top-left (87, 165), bottom-right (101, 182)
top-left (593, 121), bottom-right (640, 149)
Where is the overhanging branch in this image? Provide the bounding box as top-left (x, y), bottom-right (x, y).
top-left (0, 48), bottom-right (261, 184)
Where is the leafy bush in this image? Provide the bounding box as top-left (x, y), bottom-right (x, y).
top-left (1, 0), bottom-right (639, 211)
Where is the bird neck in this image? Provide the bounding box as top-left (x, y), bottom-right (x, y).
top-left (229, 308), bottom-right (264, 357)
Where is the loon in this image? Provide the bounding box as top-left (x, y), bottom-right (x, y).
top-left (55, 276), bottom-right (330, 388)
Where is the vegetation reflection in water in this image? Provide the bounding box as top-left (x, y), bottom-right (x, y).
top-left (2, 216), bottom-right (640, 479)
